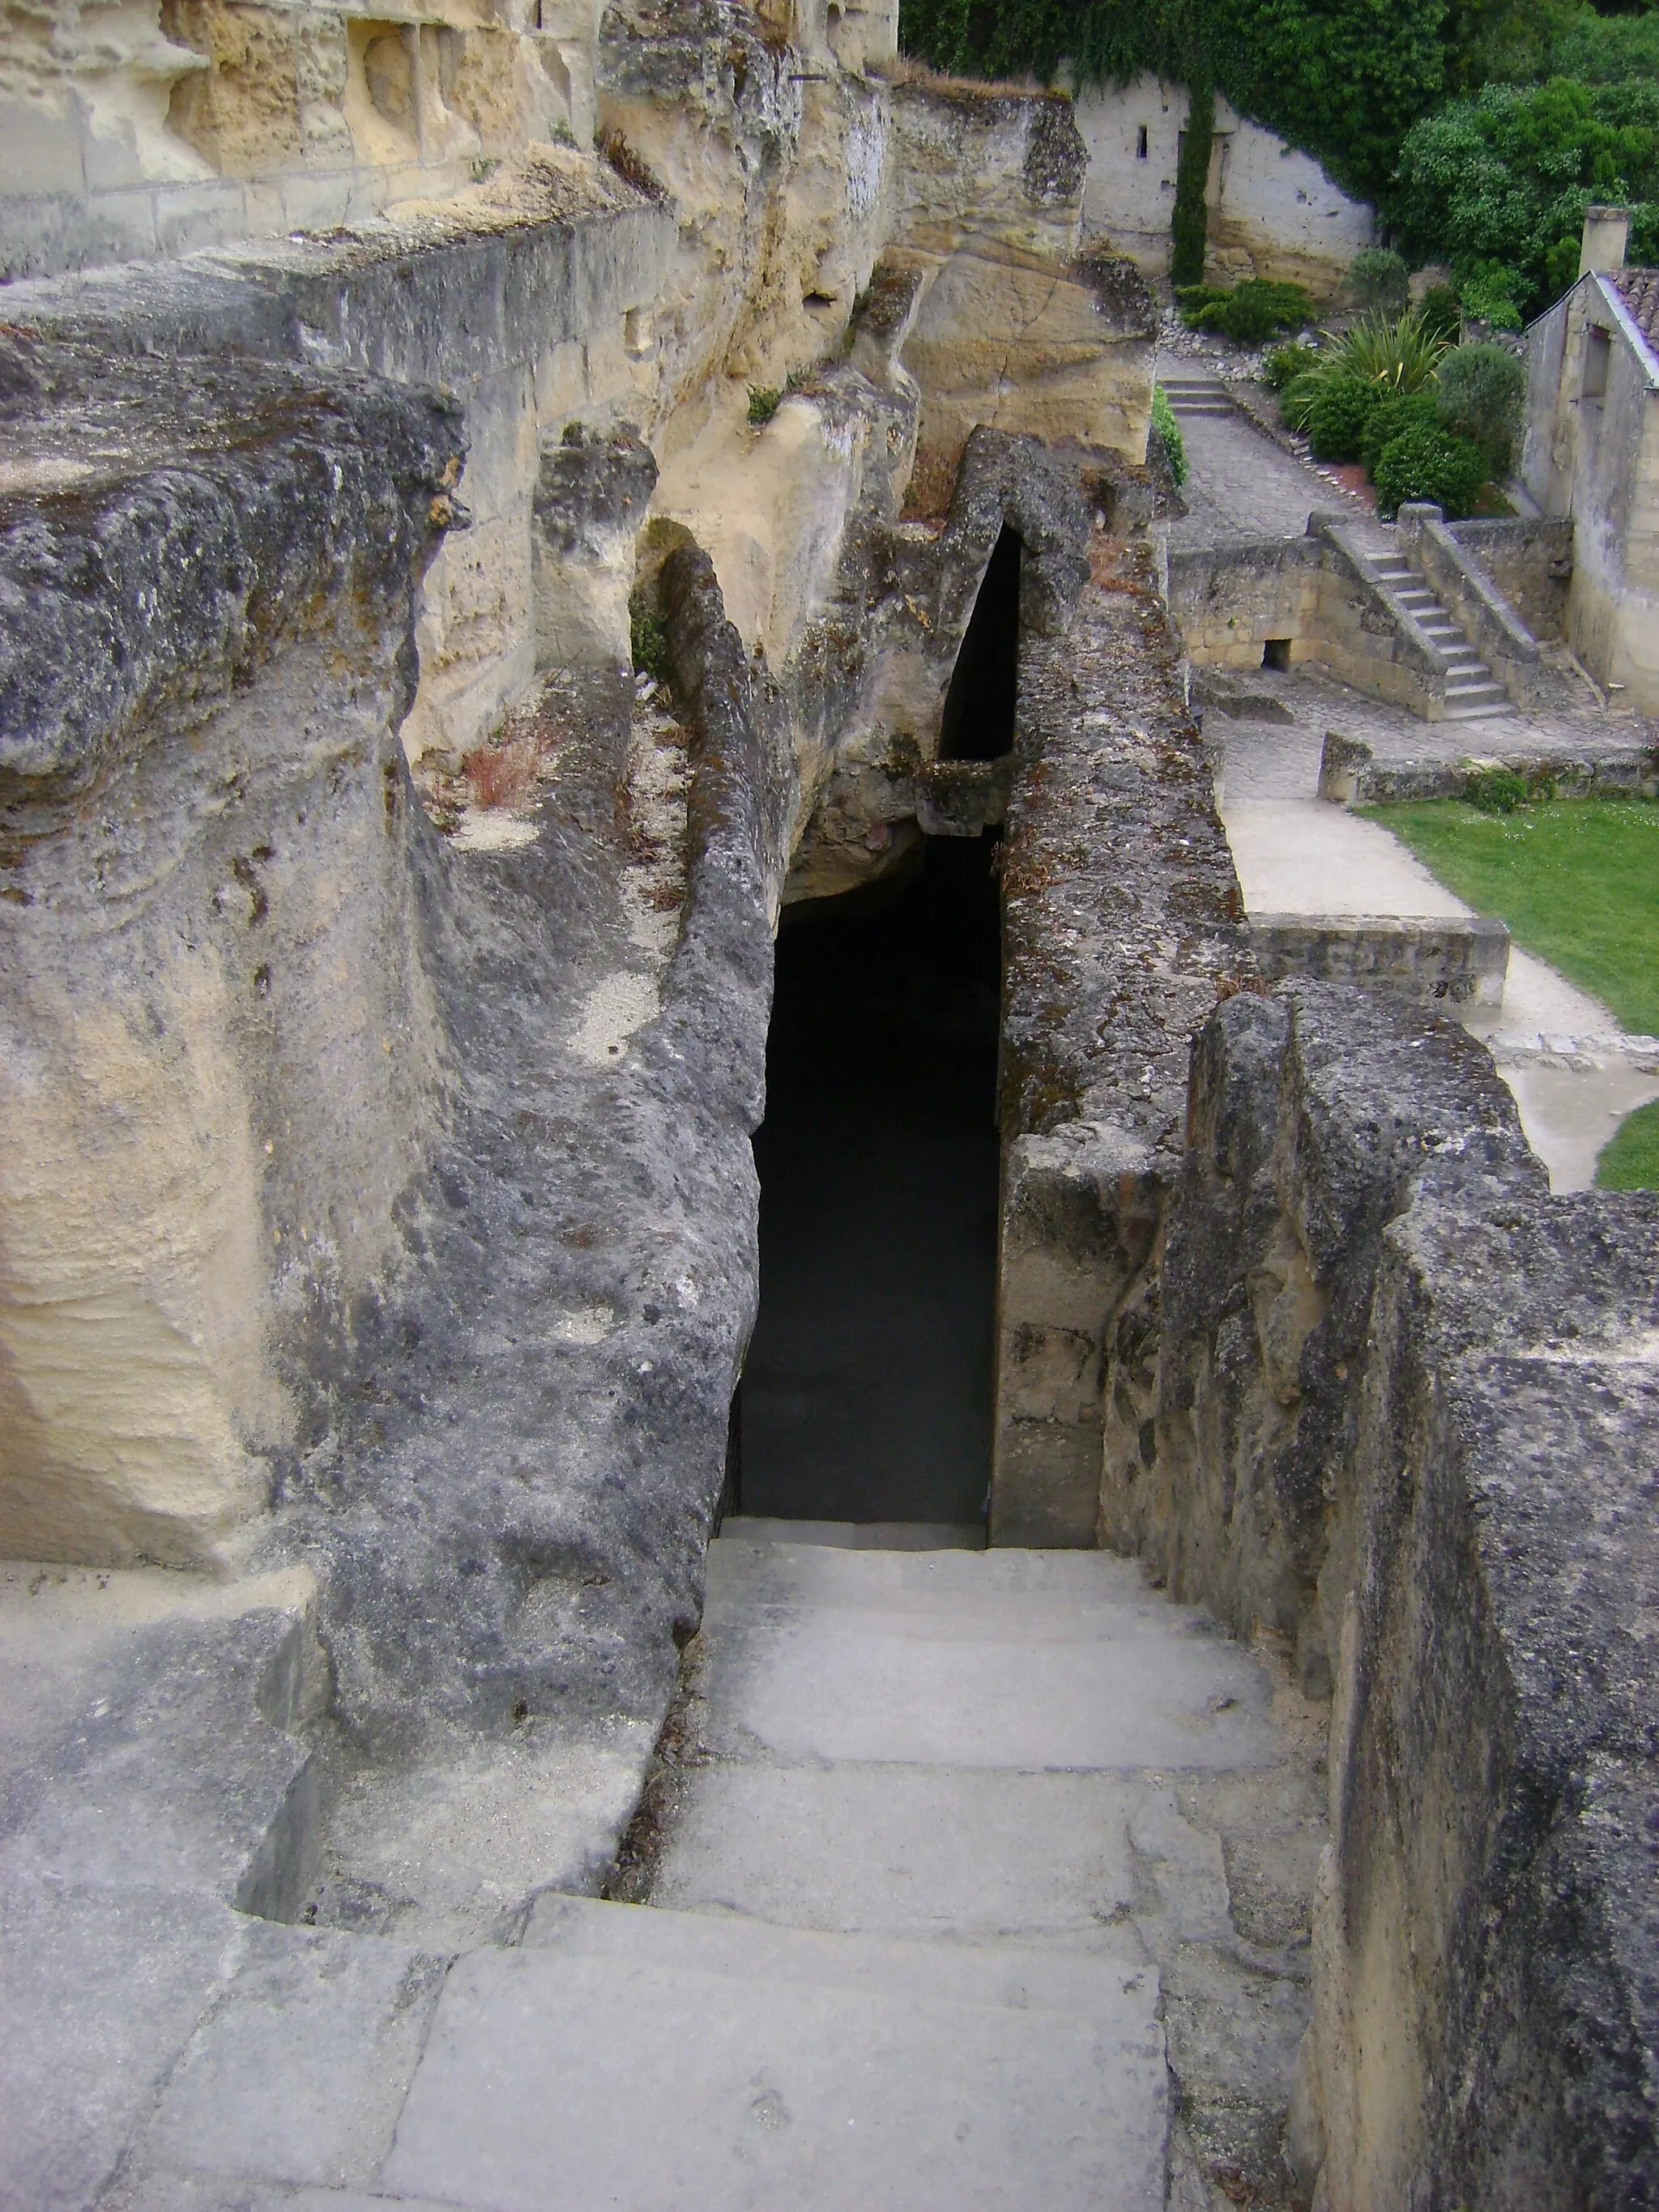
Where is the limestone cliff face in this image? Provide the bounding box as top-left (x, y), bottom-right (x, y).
top-left (0, 334), bottom-right (462, 1567)
top-left (0, 2), bottom-right (1155, 1722)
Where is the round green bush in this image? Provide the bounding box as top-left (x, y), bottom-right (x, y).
top-left (1305, 374), bottom-right (1380, 462)
top-left (1418, 284), bottom-right (1461, 345)
top-left (1435, 342), bottom-right (1526, 476)
top-left (1360, 390), bottom-right (1440, 476)
top-left (1346, 247), bottom-right (1410, 315)
top-left (1373, 422), bottom-right (1489, 518)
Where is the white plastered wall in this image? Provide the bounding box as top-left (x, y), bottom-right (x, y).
top-left (1070, 74), bottom-right (1373, 291)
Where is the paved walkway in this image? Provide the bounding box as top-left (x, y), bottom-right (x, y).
top-left (1219, 750), bottom-right (1659, 1191)
top-left (1159, 361), bottom-right (1388, 554)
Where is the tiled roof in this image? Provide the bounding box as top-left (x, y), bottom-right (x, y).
top-left (1610, 267), bottom-right (1659, 344)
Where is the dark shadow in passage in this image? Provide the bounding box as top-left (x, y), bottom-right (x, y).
top-left (738, 834), bottom-right (1001, 1526)
top-left (939, 525), bottom-right (1022, 762)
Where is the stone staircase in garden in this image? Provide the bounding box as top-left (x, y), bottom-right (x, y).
top-left (1158, 373), bottom-right (1236, 421)
top-left (1367, 548), bottom-right (1512, 720)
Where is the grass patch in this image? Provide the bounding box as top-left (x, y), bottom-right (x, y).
top-left (1363, 796), bottom-right (1659, 1036)
top-left (1595, 1099), bottom-right (1659, 1191)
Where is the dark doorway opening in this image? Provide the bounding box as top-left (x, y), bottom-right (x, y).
top-left (938, 525), bottom-right (1022, 762)
top-left (736, 833), bottom-right (1002, 1527)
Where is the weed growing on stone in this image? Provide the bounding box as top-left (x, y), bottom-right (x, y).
top-left (1150, 385), bottom-right (1188, 486)
top-left (747, 384), bottom-right (783, 425)
top-left (1365, 795), bottom-right (1659, 1034)
top-left (630, 592), bottom-right (672, 684)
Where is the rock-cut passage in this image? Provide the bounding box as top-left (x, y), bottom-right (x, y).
top-left (737, 834), bottom-right (1002, 1527)
top-left (940, 523), bottom-right (1021, 762)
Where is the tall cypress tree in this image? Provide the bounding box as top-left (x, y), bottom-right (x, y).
top-left (1170, 77), bottom-right (1214, 285)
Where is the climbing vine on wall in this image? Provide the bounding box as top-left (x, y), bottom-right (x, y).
top-left (898, 0), bottom-right (1446, 200)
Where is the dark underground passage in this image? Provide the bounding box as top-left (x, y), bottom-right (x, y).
top-left (732, 831), bottom-right (1004, 1528)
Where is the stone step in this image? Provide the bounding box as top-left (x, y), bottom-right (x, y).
top-left (379, 1897), bottom-right (1168, 2212)
top-left (698, 1536), bottom-right (1279, 1771)
top-left (719, 1515), bottom-right (984, 1551)
top-left (646, 1755), bottom-right (1172, 1947)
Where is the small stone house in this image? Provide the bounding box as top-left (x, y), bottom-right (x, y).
top-left (1521, 206), bottom-right (1659, 710)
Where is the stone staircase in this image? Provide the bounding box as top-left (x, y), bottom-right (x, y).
top-left (8, 1526), bottom-right (1322, 2210)
top-left (1367, 548), bottom-right (1511, 719)
top-left (1158, 373), bottom-right (1235, 420)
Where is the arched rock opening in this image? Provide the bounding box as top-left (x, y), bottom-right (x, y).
top-left (938, 523), bottom-right (1021, 763)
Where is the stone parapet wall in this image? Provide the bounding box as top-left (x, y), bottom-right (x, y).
top-left (990, 531), bottom-right (1251, 1547)
top-left (1102, 979), bottom-right (1659, 2204)
top-left (1448, 514), bottom-right (1574, 643)
top-left (1397, 500), bottom-right (1563, 714)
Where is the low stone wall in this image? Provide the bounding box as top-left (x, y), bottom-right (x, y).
top-left (1448, 515), bottom-right (1574, 643)
top-left (990, 532), bottom-right (1251, 1546)
top-left (1251, 912), bottom-right (1510, 1005)
top-left (1168, 515), bottom-right (1456, 719)
top-left (1318, 730), bottom-right (1659, 804)
top-left (1103, 980), bottom-right (1659, 2205)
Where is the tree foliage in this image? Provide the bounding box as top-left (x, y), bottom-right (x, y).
top-left (1390, 77), bottom-right (1659, 313)
top-left (896, 0), bottom-right (1445, 198)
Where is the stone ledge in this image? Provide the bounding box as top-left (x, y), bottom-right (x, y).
top-left (1251, 911), bottom-right (1510, 1006)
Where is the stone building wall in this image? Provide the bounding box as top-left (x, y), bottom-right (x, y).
top-left (1522, 271), bottom-right (1659, 712)
top-left (1070, 75), bottom-right (1373, 292)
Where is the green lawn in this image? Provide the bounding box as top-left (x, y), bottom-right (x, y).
top-left (1365, 798), bottom-right (1659, 1035)
top-left (1363, 796), bottom-right (1659, 1189)
top-left (1597, 1099), bottom-right (1659, 1190)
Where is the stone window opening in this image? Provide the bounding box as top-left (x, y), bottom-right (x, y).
top-left (736, 833), bottom-right (1003, 1529)
top-left (1583, 325), bottom-right (1611, 403)
top-left (1137, 125), bottom-right (1149, 159)
top-left (939, 524), bottom-right (1022, 763)
top-left (1262, 637), bottom-right (1292, 671)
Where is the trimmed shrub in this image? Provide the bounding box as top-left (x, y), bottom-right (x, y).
top-left (1264, 342), bottom-right (1320, 390)
top-left (1171, 79), bottom-right (1215, 289)
top-left (1306, 374), bottom-right (1381, 461)
top-left (1457, 267), bottom-right (1524, 333)
top-left (1150, 384), bottom-right (1188, 486)
top-left (1346, 247), bottom-right (1410, 313)
top-left (1180, 278), bottom-right (1312, 342)
top-left (1361, 389), bottom-right (1440, 475)
top-left (1435, 342), bottom-right (1526, 475)
top-left (1374, 421), bottom-right (1489, 518)
top-left (1419, 284), bottom-right (1462, 344)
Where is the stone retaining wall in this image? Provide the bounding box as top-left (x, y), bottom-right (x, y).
top-left (1168, 515), bottom-right (1456, 719)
